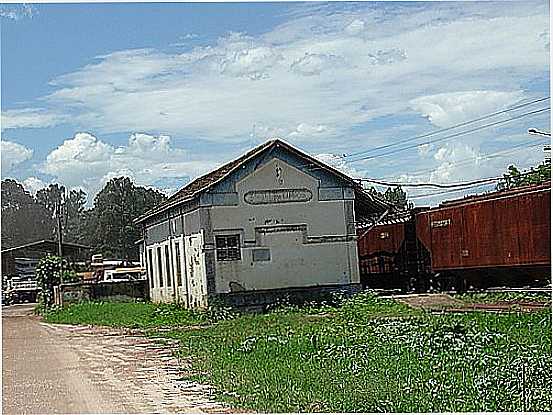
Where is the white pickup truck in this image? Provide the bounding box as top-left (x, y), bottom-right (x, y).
top-left (102, 267), bottom-right (146, 283)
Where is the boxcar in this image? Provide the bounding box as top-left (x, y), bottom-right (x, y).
top-left (358, 182), bottom-right (551, 291)
top-left (357, 209), bottom-right (431, 291)
top-left (416, 182), bottom-right (551, 289)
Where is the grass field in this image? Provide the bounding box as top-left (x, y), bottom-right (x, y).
top-left (43, 301), bottom-right (209, 328)
top-left (45, 292), bottom-right (552, 412)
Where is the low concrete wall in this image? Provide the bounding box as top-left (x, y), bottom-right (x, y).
top-left (55, 280), bottom-right (149, 306)
top-left (214, 283), bottom-right (361, 311)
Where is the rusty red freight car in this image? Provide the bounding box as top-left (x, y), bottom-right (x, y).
top-left (357, 182), bottom-right (551, 291)
top-left (357, 209), bottom-right (431, 290)
top-left (416, 182), bottom-right (551, 289)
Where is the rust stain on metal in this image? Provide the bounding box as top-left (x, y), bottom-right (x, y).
top-left (417, 183), bottom-right (551, 271)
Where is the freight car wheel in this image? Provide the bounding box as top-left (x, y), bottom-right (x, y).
top-left (434, 273), bottom-right (459, 292)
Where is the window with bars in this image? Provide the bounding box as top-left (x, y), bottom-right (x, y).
top-left (215, 235), bottom-right (241, 261)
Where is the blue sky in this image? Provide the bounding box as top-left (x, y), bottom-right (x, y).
top-left (1, 1), bottom-right (550, 205)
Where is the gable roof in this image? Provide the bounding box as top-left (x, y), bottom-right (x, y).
top-left (136, 138), bottom-right (391, 223)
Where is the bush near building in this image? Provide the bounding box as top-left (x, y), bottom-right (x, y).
top-left (35, 255), bottom-right (79, 310)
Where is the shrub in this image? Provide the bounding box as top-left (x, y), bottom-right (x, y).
top-left (35, 255), bottom-right (69, 310)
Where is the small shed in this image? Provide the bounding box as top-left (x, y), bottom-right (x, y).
top-left (136, 139), bottom-right (389, 308)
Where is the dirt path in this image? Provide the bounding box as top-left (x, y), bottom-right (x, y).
top-left (2, 304), bottom-right (231, 414)
top-left (390, 293), bottom-right (551, 313)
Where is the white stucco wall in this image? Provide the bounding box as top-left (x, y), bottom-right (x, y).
top-left (209, 157), bottom-right (359, 294)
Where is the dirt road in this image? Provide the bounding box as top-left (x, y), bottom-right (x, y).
top-left (2, 304), bottom-right (230, 414)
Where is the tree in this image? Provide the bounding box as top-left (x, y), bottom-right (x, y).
top-left (87, 177), bottom-right (167, 259)
top-left (496, 162), bottom-right (551, 191)
top-left (367, 185), bottom-right (412, 210)
top-left (1, 179), bottom-right (54, 248)
top-left (2, 176), bottom-right (167, 260)
top-left (35, 184), bottom-right (88, 243)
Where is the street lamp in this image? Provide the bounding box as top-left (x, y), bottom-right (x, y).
top-left (528, 128), bottom-right (551, 164)
top-left (528, 128), bottom-right (551, 137)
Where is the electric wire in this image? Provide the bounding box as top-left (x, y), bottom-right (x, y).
top-left (342, 96), bottom-right (550, 159)
top-left (356, 176), bottom-right (503, 189)
top-left (407, 183), bottom-right (495, 200)
top-left (346, 107), bottom-right (550, 163)
top-left (393, 169), bottom-right (550, 200)
top-left (376, 139), bottom-right (545, 181)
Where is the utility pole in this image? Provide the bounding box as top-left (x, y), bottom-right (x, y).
top-left (56, 201), bottom-right (63, 258)
top-left (55, 189), bottom-right (67, 287)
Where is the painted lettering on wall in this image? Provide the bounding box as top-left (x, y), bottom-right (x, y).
top-left (244, 188), bottom-right (313, 205)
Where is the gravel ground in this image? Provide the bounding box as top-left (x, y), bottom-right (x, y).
top-left (2, 303), bottom-right (232, 414)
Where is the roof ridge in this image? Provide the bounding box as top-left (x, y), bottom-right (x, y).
top-left (135, 137), bottom-right (392, 223)
top-left (136, 139), bottom-right (280, 221)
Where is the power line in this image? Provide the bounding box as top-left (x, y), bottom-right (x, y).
top-left (408, 183), bottom-right (494, 200)
top-left (343, 96), bottom-right (550, 159)
top-left (356, 176), bottom-right (502, 189)
top-left (377, 139), bottom-right (545, 180)
top-left (346, 107), bottom-right (550, 163)
top-left (392, 169), bottom-right (550, 200)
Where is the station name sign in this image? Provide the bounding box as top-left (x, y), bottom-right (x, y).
top-left (244, 188), bottom-right (313, 205)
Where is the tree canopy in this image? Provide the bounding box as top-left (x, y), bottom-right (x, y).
top-left (367, 185), bottom-right (412, 210)
top-left (86, 177), bottom-right (167, 259)
top-left (496, 162), bottom-right (551, 191)
top-left (1, 177), bottom-right (166, 259)
top-left (1, 179), bottom-right (54, 248)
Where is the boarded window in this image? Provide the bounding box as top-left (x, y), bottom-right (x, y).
top-left (175, 242), bottom-right (182, 286)
top-left (216, 235), bottom-right (241, 261)
top-left (165, 245), bottom-right (172, 287)
top-left (147, 249), bottom-right (154, 288)
top-left (252, 248), bottom-right (271, 262)
top-left (157, 246), bottom-right (164, 287)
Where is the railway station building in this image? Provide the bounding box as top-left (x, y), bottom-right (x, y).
top-left (135, 139), bottom-right (389, 308)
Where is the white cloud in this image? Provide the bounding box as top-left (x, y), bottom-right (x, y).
top-left (288, 122), bottom-right (330, 140)
top-left (22, 177), bottom-right (48, 195)
top-left (1, 140), bottom-right (33, 173)
top-left (429, 143), bottom-right (484, 183)
top-left (1, 108), bottom-right (67, 130)
top-left (410, 90), bottom-right (526, 128)
top-left (0, 4), bottom-right (35, 21)
top-left (417, 143), bottom-right (431, 157)
top-left (345, 19), bottom-right (366, 36)
top-left (315, 153), bottom-right (360, 178)
top-left (290, 53), bottom-right (345, 76)
top-left (220, 45), bottom-right (283, 80)
top-left (1, 2), bottom-right (550, 207)
top-left (367, 48), bottom-right (407, 66)
top-left (4, 2), bottom-right (547, 147)
top-left (41, 132), bottom-right (216, 199)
